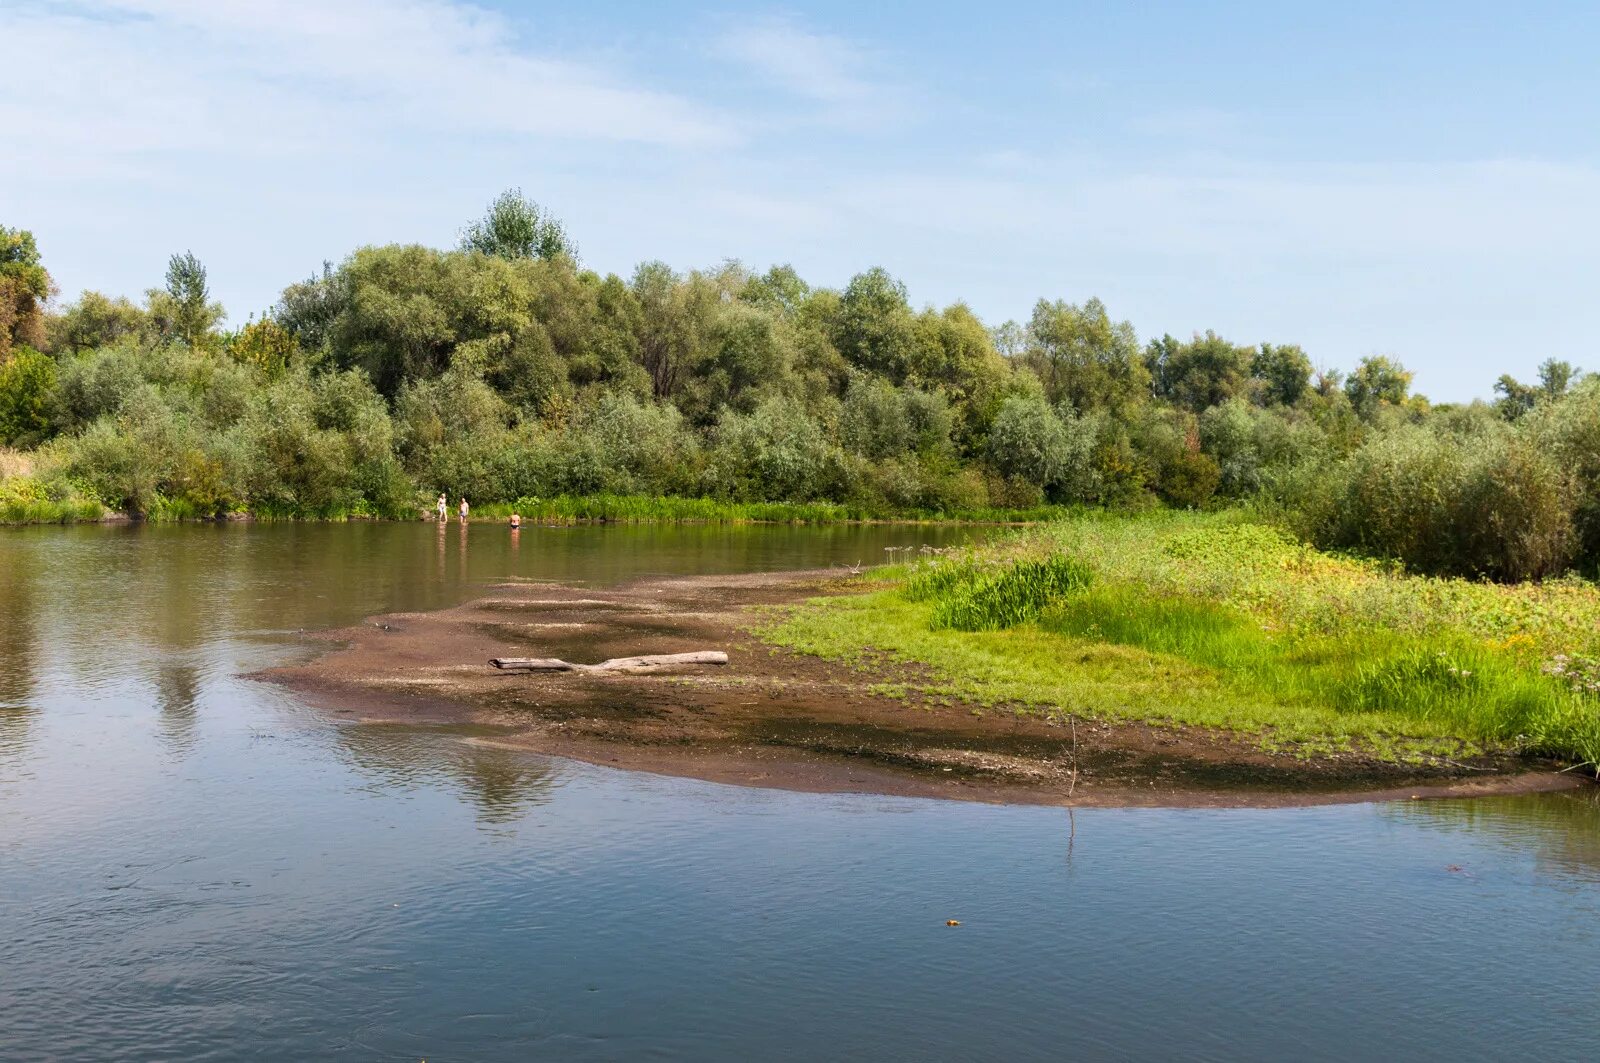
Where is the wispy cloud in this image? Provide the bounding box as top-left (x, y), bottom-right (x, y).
top-left (0, 0), bottom-right (730, 180)
top-left (711, 16), bottom-right (908, 129)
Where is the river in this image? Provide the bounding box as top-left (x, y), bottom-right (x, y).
top-left (1, 522), bottom-right (1596, 1061)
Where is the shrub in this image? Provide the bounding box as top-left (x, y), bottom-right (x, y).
top-left (0, 347), bottom-right (58, 446)
top-left (1287, 425), bottom-right (1575, 581)
top-left (984, 395), bottom-right (1095, 500)
top-left (53, 345), bottom-right (146, 432)
top-left (704, 395), bottom-right (846, 501)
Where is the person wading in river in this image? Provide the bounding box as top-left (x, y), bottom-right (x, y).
top-left (458, 496), bottom-right (470, 523)
top-left (436, 493), bottom-right (448, 523)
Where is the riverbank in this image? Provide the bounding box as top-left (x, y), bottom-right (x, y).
top-left (261, 563), bottom-right (1584, 807)
top-left (767, 512), bottom-right (1600, 773)
top-left (0, 484), bottom-right (1073, 527)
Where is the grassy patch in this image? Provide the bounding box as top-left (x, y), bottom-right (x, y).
top-left (757, 511), bottom-right (1600, 768)
top-left (470, 494), bottom-right (1076, 525)
top-left (0, 475), bottom-right (105, 524)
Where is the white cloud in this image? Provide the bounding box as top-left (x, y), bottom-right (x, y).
top-left (0, 0), bottom-right (730, 180)
top-left (715, 19), bottom-right (875, 103)
top-left (710, 16), bottom-right (909, 129)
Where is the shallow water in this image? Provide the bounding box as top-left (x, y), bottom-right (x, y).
top-left (2, 522), bottom-right (1596, 1061)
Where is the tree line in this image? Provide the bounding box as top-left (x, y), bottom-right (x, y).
top-left (0, 191), bottom-right (1592, 581)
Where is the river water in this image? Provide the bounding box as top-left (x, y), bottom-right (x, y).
top-left (1, 523), bottom-right (1596, 1061)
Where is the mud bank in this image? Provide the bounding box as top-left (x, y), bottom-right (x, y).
top-left (261, 569), bottom-right (1584, 807)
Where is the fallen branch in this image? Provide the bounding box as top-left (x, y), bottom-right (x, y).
top-left (490, 651), bottom-right (729, 675)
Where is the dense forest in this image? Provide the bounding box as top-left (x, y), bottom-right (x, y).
top-left (0, 192), bottom-right (1593, 582)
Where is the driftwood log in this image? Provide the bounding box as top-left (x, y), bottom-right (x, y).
top-left (490, 651), bottom-right (729, 675)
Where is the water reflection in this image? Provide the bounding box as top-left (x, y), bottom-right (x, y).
top-left (154, 660), bottom-right (201, 756)
top-left (1383, 788), bottom-right (1600, 881)
top-left (0, 549), bottom-right (38, 765)
top-left (335, 723), bottom-right (563, 828)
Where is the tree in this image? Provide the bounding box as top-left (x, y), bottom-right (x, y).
top-left (1344, 355), bottom-right (1412, 418)
top-left (985, 395), bottom-right (1086, 491)
top-left (1538, 358), bottom-right (1579, 400)
top-left (1493, 359), bottom-right (1579, 421)
top-left (1250, 343), bottom-right (1313, 406)
top-left (991, 320), bottom-right (1026, 360)
top-left (275, 261), bottom-right (347, 353)
top-left (1493, 373), bottom-right (1539, 421)
top-left (0, 347), bottom-right (58, 445)
top-left (0, 226), bottom-right (53, 357)
top-left (631, 261), bottom-right (701, 401)
top-left (833, 268), bottom-right (917, 383)
top-left (228, 315), bottom-right (299, 376)
top-left (1023, 297), bottom-right (1148, 415)
top-left (460, 188), bottom-right (575, 262)
top-left (1156, 331), bottom-right (1252, 412)
top-left (740, 264), bottom-right (809, 316)
top-left (149, 251), bottom-right (224, 350)
top-left (48, 291), bottom-right (148, 354)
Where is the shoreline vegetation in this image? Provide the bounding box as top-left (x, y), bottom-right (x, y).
top-left (0, 484), bottom-right (1073, 527)
top-left (5, 199), bottom-right (1600, 786)
top-left (760, 512), bottom-right (1600, 776)
top-left (3, 198), bottom-right (1598, 584)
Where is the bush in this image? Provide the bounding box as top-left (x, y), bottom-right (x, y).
top-left (984, 395), bottom-right (1095, 500)
top-left (53, 345), bottom-right (145, 432)
top-left (705, 395), bottom-right (846, 501)
top-left (0, 348), bottom-right (58, 445)
top-left (1287, 425), bottom-right (1574, 581)
top-left (1528, 378), bottom-right (1600, 569)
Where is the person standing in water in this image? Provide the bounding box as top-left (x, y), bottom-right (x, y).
top-left (436, 493), bottom-right (448, 522)
top-left (458, 496), bottom-right (470, 523)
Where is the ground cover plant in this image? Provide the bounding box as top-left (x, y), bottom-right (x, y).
top-left (761, 512), bottom-right (1600, 770)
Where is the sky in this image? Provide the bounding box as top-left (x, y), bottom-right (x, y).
top-left (4, 0), bottom-right (1597, 402)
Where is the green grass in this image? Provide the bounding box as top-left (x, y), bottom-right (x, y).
top-left (0, 478), bottom-right (1074, 527)
top-left (757, 511), bottom-right (1600, 769)
top-left (462, 493), bottom-right (1076, 526)
top-left (0, 476), bottom-right (105, 524)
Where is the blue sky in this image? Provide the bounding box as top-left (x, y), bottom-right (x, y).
top-left (4, 1), bottom-right (1596, 401)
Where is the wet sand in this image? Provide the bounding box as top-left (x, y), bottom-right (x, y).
top-left (261, 569), bottom-right (1586, 808)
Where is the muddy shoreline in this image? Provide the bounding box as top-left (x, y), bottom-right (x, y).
top-left (260, 568), bottom-right (1585, 808)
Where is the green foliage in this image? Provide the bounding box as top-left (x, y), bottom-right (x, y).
top-left (3, 210), bottom-right (1593, 569)
top-left (706, 395), bottom-right (844, 501)
top-left (1280, 424), bottom-right (1574, 581)
top-left (841, 376), bottom-right (952, 460)
top-left (0, 348), bottom-right (59, 445)
top-left (46, 291), bottom-right (148, 354)
top-left (1496, 358), bottom-right (1581, 420)
top-left (227, 316), bottom-right (299, 376)
top-left (1250, 343), bottom-right (1312, 406)
top-left (1345, 355), bottom-right (1413, 418)
top-left (148, 251), bottom-right (224, 350)
top-left (460, 188), bottom-right (575, 262)
top-left (1023, 297), bottom-right (1148, 414)
top-left (0, 225), bottom-right (52, 356)
top-left (833, 267), bottom-right (916, 383)
top-left (1148, 331), bottom-right (1253, 412)
top-left (984, 395), bottom-right (1093, 497)
top-left (1159, 448), bottom-right (1221, 509)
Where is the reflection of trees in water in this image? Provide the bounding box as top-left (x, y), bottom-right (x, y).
top-left (0, 547), bottom-right (38, 763)
top-left (335, 723), bottom-right (560, 827)
top-left (1384, 789), bottom-right (1600, 881)
top-left (154, 661), bottom-right (201, 755)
